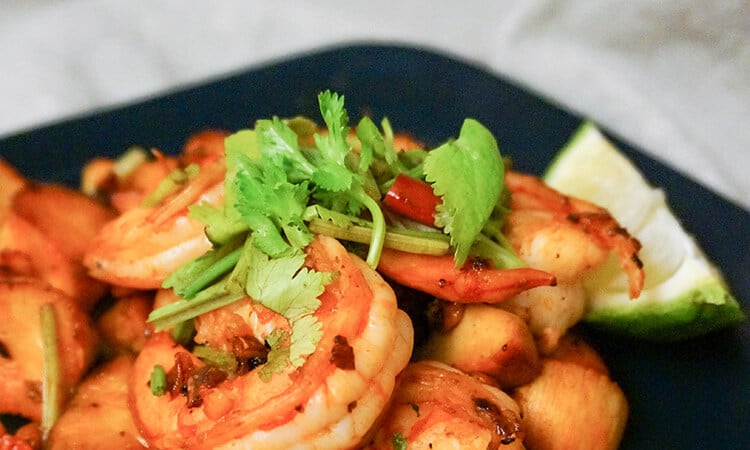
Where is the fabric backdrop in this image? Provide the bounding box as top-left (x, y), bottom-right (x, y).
top-left (1, 0), bottom-right (747, 209)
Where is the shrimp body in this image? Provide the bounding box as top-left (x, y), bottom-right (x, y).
top-left (504, 171), bottom-right (643, 296)
top-left (501, 172), bottom-right (644, 352)
top-left (365, 360), bottom-right (525, 450)
top-left (83, 162), bottom-right (225, 289)
top-left (129, 235), bottom-right (414, 449)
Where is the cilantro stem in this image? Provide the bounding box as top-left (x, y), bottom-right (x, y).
top-left (148, 286), bottom-right (246, 331)
top-left (354, 191), bottom-right (386, 268)
top-left (307, 218), bottom-right (451, 255)
top-left (179, 246), bottom-right (242, 299)
top-left (40, 303), bottom-right (61, 442)
top-left (471, 233), bottom-right (526, 269)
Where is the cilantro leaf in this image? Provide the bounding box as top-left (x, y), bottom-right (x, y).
top-left (311, 91), bottom-right (354, 192)
top-left (188, 130), bottom-right (258, 245)
top-left (241, 242), bottom-right (332, 374)
top-left (255, 117), bottom-right (315, 181)
top-left (308, 91), bottom-right (388, 267)
top-left (315, 90), bottom-right (350, 164)
top-left (259, 329), bottom-right (291, 382)
top-left (233, 152), bottom-right (313, 256)
top-left (356, 116), bottom-right (403, 173)
top-left (244, 245), bottom-right (331, 321)
top-left (289, 315), bottom-right (323, 367)
top-left (423, 119), bottom-right (504, 265)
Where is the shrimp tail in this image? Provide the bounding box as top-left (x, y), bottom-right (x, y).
top-left (377, 248), bottom-right (556, 303)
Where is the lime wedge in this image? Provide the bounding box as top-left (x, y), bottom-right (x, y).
top-left (543, 122), bottom-right (745, 341)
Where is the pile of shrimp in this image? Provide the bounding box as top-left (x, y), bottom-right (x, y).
top-left (0, 126), bottom-right (643, 450)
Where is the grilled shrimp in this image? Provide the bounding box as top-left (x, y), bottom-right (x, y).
top-left (500, 171), bottom-right (644, 352)
top-left (129, 235), bottom-right (414, 449)
top-left (81, 130), bottom-right (227, 213)
top-left (377, 171), bottom-right (641, 307)
top-left (504, 171), bottom-right (643, 295)
top-left (0, 278), bottom-right (98, 421)
top-left (83, 157), bottom-right (224, 289)
top-left (377, 250), bottom-right (556, 304)
top-left (365, 360), bottom-right (525, 450)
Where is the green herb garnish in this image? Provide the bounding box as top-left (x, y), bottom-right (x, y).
top-left (149, 364), bottom-right (168, 396)
top-left (423, 118), bottom-right (505, 265)
top-left (40, 303), bottom-right (61, 441)
top-left (147, 91), bottom-right (518, 381)
top-left (391, 432), bottom-right (408, 450)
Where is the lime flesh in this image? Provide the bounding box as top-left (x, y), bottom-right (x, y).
top-left (544, 122), bottom-right (745, 341)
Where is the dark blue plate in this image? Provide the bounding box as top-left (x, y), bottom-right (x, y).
top-left (2, 44), bottom-right (748, 449)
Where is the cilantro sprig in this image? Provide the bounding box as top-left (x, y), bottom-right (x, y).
top-left (147, 90), bottom-right (520, 380)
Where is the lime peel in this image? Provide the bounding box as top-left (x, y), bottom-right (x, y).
top-left (544, 121), bottom-right (745, 341)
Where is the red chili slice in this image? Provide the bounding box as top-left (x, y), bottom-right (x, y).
top-left (383, 174), bottom-right (442, 227)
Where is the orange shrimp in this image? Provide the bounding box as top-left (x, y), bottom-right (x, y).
top-left (81, 130), bottom-right (227, 213)
top-left (364, 360), bottom-right (525, 449)
top-left (504, 171), bottom-right (643, 298)
top-left (129, 235), bottom-right (413, 449)
top-left (499, 171), bottom-right (644, 352)
top-left (0, 278), bottom-right (99, 421)
top-left (83, 157), bottom-right (225, 289)
top-left (83, 130), bottom-right (229, 289)
top-left (376, 249), bottom-right (556, 303)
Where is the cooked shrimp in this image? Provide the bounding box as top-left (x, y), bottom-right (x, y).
top-left (179, 130), bottom-right (229, 167)
top-left (504, 171), bottom-right (643, 297)
top-left (512, 357), bottom-right (628, 450)
top-left (419, 303), bottom-right (540, 389)
top-left (499, 282), bottom-right (587, 354)
top-left (364, 360), bottom-right (524, 450)
top-left (376, 170), bottom-right (642, 308)
top-left (0, 278), bottom-right (99, 421)
top-left (129, 235), bottom-right (414, 449)
top-left (497, 172), bottom-right (644, 352)
top-left (377, 250), bottom-right (556, 304)
top-left (81, 130), bottom-right (226, 213)
top-left (83, 158), bottom-right (225, 289)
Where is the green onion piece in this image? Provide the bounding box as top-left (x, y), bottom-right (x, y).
top-left (150, 365), bottom-right (167, 396)
top-left (148, 284), bottom-right (245, 332)
top-left (40, 303), bottom-right (61, 441)
top-left (391, 432), bottom-right (408, 450)
top-left (171, 319), bottom-right (195, 346)
top-left (176, 246), bottom-right (243, 299)
top-left (141, 163), bottom-right (201, 207)
top-left (193, 345), bottom-right (238, 375)
top-left (113, 146), bottom-right (149, 180)
top-left (307, 218), bottom-right (451, 256)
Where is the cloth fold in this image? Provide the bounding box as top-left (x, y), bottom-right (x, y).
top-left (1, 0), bottom-right (747, 209)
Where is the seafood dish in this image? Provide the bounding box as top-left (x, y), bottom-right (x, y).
top-left (0, 79), bottom-right (745, 449)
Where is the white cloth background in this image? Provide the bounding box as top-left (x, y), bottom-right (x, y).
top-left (1, 0), bottom-right (748, 210)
